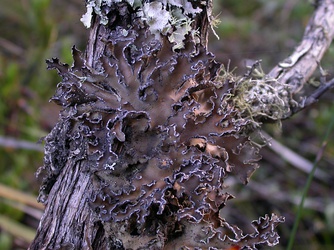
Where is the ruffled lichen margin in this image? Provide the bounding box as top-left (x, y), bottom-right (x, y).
top-left (34, 0), bottom-right (286, 249)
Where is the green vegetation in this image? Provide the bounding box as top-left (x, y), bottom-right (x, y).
top-left (0, 0), bottom-right (86, 248)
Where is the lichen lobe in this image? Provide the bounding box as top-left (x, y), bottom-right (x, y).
top-left (39, 2), bottom-right (284, 249)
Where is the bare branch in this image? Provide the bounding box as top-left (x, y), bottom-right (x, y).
top-left (290, 76), bottom-right (334, 115)
top-left (0, 136), bottom-right (43, 152)
top-left (262, 132), bottom-right (328, 182)
top-left (268, 0), bottom-right (334, 93)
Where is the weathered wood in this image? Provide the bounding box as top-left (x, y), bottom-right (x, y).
top-left (269, 0), bottom-right (334, 94)
top-left (29, 161), bottom-right (99, 249)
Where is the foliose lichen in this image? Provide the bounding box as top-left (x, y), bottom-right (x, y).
top-left (38, 1), bottom-right (285, 249)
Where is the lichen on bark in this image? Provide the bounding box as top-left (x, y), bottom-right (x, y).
top-left (31, 1), bottom-right (285, 249)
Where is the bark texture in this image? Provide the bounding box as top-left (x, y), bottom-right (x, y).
top-left (269, 0), bottom-right (334, 93)
top-left (30, 0), bottom-right (334, 249)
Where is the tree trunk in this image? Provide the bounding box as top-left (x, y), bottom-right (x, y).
top-left (29, 0), bottom-right (334, 249)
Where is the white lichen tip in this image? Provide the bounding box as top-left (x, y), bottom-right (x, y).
top-left (139, 2), bottom-right (172, 36)
top-left (81, 0), bottom-right (113, 28)
top-left (80, 1), bottom-right (95, 28)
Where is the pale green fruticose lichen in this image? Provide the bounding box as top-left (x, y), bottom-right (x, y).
top-left (80, 0), bottom-right (203, 50)
top-left (219, 63), bottom-right (293, 128)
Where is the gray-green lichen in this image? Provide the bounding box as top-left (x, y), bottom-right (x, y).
top-left (81, 0), bottom-right (203, 50)
top-left (218, 61), bottom-right (294, 128)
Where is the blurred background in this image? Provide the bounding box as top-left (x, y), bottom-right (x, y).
top-left (0, 0), bottom-right (333, 249)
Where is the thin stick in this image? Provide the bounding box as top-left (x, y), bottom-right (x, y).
top-left (0, 136), bottom-right (43, 152)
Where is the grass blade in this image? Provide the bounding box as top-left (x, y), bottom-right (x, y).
top-left (287, 111), bottom-right (334, 250)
